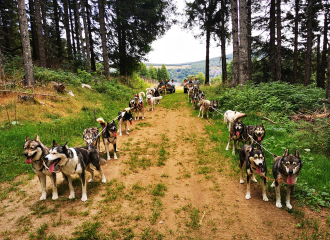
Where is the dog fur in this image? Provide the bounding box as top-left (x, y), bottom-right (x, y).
top-left (44, 141), bottom-right (106, 201)
top-left (188, 87), bottom-right (194, 102)
top-left (198, 98), bottom-right (211, 118)
top-left (134, 92), bottom-right (145, 120)
top-left (97, 118), bottom-right (118, 160)
top-left (117, 109), bottom-right (133, 136)
top-left (272, 149), bottom-right (303, 209)
top-left (82, 127), bottom-right (101, 152)
top-left (239, 144), bottom-right (268, 201)
top-left (226, 120), bottom-right (248, 155)
top-left (192, 92), bottom-right (200, 108)
top-left (209, 100), bottom-right (219, 117)
top-left (247, 124), bottom-right (266, 147)
top-left (224, 110), bottom-right (246, 130)
top-left (24, 135), bottom-right (58, 200)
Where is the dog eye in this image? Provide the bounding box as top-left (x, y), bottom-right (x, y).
top-left (286, 161), bottom-right (290, 165)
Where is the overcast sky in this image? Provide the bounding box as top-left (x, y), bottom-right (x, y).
top-left (145, 0), bottom-right (231, 65)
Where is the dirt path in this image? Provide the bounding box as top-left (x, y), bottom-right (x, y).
top-left (0, 92), bottom-right (328, 239)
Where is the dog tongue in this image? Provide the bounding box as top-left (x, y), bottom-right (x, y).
top-left (130, 121), bottom-right (132, 125)
top-left (287, 175), bottom-right (294, 185)
top-left (236, 131), bottom-right (240, 136)
top-left (258, 136), bottom-right (261, 141)
top-left (114, 132), bottom-right (117, 137)
top-left (257, 167), bottom-right (262, 174)
top-left (48, 161), bottom-right (57, 172)
top-left (26, 158), bottom-right (32, 164)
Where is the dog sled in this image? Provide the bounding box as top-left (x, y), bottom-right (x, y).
top-left (158, 83), bottom-right (174, 94)
top-left (184, 82), bottom-right (199, 93)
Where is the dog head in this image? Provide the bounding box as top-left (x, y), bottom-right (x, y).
top-left (83, 127), bottom-right (99, 145)
top-left (147, 95), bottom-right (152, 103)
top-left (129, 99), bottom-right (135, 108)
top-left (233, 121), bottom-right (245, 137)
top-left (246, 145), bottom-right (266, 174)
top-left (24, 135), bottom-right (47, 164)
top-left (134, 94), bottom-right (139, 102)
top-left (44, 141), bottom-right (71, 172)
top-left (199, 92), bottom-right (205, 99)
top-left (212, 100), bottom-right (219, 109)
top-left (106, 120), bottom-right (117, 133)
top-left (280, 149), bottom-right (303, 184)
top-left (193, 93), bottom-right (199, 103)
top-left (254, 124), bottom-right (265, 141)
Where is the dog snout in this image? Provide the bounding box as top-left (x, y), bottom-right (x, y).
top-left (24, 152), bottom-right (28, 157)
top-left (289, 169), bottom-right (293, 174)
top-left (44, 156), bottom-right (48, 161)
top-left (258, 162), bottom-right (263, 166)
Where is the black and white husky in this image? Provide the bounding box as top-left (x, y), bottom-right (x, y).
top-left (226, 120), bottom-right (248, 155)
top-left (82, 127), bottom-right (101, 152)
top-left (135, 92), bottom-right (145, 120)
top-left (97, 118), bottom-right (118, 160)
top-left (247, 124), bottom-right (266, 147)
top-left (44, 141), bottom-right (106, 202)
top-left (24, 135), bottom-right (58, 200)
top-left (117, 108), bottom-right (133, 136)
top-left (272, 149), bottom-right (303, 209)
top-left (239, 144), bottom-right (268, 201)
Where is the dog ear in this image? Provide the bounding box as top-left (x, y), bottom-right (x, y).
top-left (53, 140), bottom-right (58, 147)
top-left (294, 149), bottom-right (300, 158)
top-left (25, 136), bottom-right (30, 142)
top-left (283, 148), bottom-right (289, 156)
top-left (63, 141), bottom-right (69, 149)
top-left (35, 135), bottom-right (40, 142)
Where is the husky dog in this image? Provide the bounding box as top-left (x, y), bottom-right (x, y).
top-left (24, 135), bottom-right (58, 200)
top-left (226, 120), bottom-right (248, 155)
top-left (117, 109), bottom-right (133, 136)
top-left (44, 141), bottom-right (106, 202)
top-left (224, 110), bottom-right (247, 131)
top-left (188, 87), bottom-right (194, 102)
top-left (209, 100), bottom-right (219, 116)
top-left (199, 91), bottom-right (205, 100)
top-left (272, 149), bottom-right (303, 209)
top-left (134, 92), bottom-right (145, 120)
top-left (198, 98), bottom-right (211, 118)
top-left (146, 94), bottom-right (154, 111)
top-left (129, 98), bottom-right (136, 109)
top-left (239, 144), bottom-right (268, 201)
top-left (154, 88), bottom-right (161, 104)
top-left (97, 118), bottom-right (118, 160)
top-left (82, 127), bottom-right (100, 152)
top-left (192, 92), bottom-right (199, 108)
top-left (247, 124), bottom-right (266, 147)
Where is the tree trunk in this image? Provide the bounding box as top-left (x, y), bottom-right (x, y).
top-left (304, 0), bottom-right (313, 86)
top-left (239, 0), bottom-right (248, 85)
top-left (231, 0), bottom-right (239, 87)
top-left (316, 34), bottom-right (321, 87)
top-left (326, 44), bottom-right (330, 98)
top-left (34, 0), bottom-right (46, 67)
top-left (276, 0), bottom-right (281, 81)
top-left (86, 2), bottom-right (96, 71)
top-left (63, 0), bottom-right (73, 59)
top-left (53, 0), bottom-right (62, 59)
top-left (74, 0), bottom-right (83, 56)
top-left (247, 0), bottom-right (251, 81)
top-left (205, 26), bottom-right (210, 85)
top-left (293, 0), bottom-right (299, 84)
top-left (17, 0), bottom-right (35, 86)
top-left (69, 5), bottom-right (77, 55)
top-left (98, 0), bottom-right (110, 79)
top-left (320, 10), bottom-right (328, 89)
top-left (40, 2), bottom-right (50, 66)
top-left (28, 0), bottom-right (38, 61)
top-left (269, 0), bottom-right (276, 82)
top-left (221, 0), bottom-right (227, 84)
top-left (0, 8), bottom-right (10, 53)
top-left (81, 0), bottom-right (91, 71)
top-left (0, 47), bottom-right (4, 82)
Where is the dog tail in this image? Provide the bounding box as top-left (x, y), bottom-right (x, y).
top-left (96, 117), bottom-right (105, 124)
top-left (139, 92), bottom-right (145, 98)
top-left (154, 96), bottom-right (162, 100)
top-left (99, 157), bottom-right (107, 165)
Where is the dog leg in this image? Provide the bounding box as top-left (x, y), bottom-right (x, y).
top-left (50, 173), bottom-right (58, 200)
top-left (239, 161), bottom-right (245, 184)
top-left (113, 143), bottom-right (118, 160)
top-left (275, 183), bottom-right (282, 208)
top-left (251, 173), bottom-right (258, 183)
top-left (262, 176), bottom-right (268, 201)
top-left (38, 175), bottom-right (47, 200)
top-left (245, 171), bottom-right (251, 199)
top-left (86, 164), bottom-right (95, 182)
top-left (232, 140), bottom-right (236, 155)
top-left (118, 123), bottom-right (122, 137)
top-left (66, 175), bottom-right (75, 199)
top-left (125, 122), bottom-right (130, 135)
top-left (286, 185), bottom-right (294, 209)
top-left (104, 141), bottom-right (111, 160)
top-left (270, 181), bottom-right (275, 187)
top-left (79, 173), bottom-right (87, 202)
top-left (98, 167), bottom-right (106, 183)
top-left (142, 109), bottom-right (145, 119)
top-left (225, 136), bottom-right (231, 151)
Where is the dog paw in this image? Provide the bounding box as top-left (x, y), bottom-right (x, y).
top-left (126, 132), bottom-right (130, 135)
top-left (286, 203), bottom-right (292, 209)
top-left (263, 195), bottom-right (269, 201)
top-left (52, 193), bottom-right (58, 200)
top-left (88, 178), bottom-right (93, 183)
top-left (252, 178), bottom-right (258, 183)
top-left (276, 202), bottom-right (282, 208)
top-left (245, 194), bottom-right (251, 200)
top-left (40, 193), bottom-right (47, 201)
top-left (116, 148), bottom-right (120, 152)
top-left (119, 134), bottom-right (122, 136)
top-left (114, 156), bottom-right (118, 160)
top-left (107, 157), bottom-right (111, 161)
top-left (270, 181), bottom-right (275, 187)
top-left (81, 195), bottom-right (87, 202)
top-left (102, 178), bottom-right (106, 183)
top-left (69, 193), bottom-right (75, 199)
top-left (239, 180), bottom-right (244, 184)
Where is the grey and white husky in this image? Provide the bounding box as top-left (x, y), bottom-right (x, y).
top-left (44, 141), bottom-right (106, 202)
top-left (272, 149), bottom-right (303, 209)
top-left (24, 135), bottom-right (58, 200)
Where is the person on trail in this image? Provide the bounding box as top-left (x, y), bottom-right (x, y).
top-left (159, 80), bottom-right (164, 85)
top-left (183, 79), bottom-right (188, 93)
top-left (193, 78), bottom-right (200, 84)
top-left (188, 78), bottom-right (193, 83)
top-left (170, 79), bottom-right (175, 93)
top-left (165, 79), bottom-right (169, 85)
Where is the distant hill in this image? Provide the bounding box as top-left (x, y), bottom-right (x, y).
top-left (145, 54), bottom-right (233, 81)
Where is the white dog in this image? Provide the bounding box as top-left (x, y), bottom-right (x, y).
top-left (224, 110), bottom-right (247, 130)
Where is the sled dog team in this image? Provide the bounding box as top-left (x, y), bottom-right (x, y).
top-left (24, 88), bottom-right (303, 210)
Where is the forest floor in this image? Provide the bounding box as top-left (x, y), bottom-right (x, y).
top-left (0, 89), bottom-right (329, 240)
